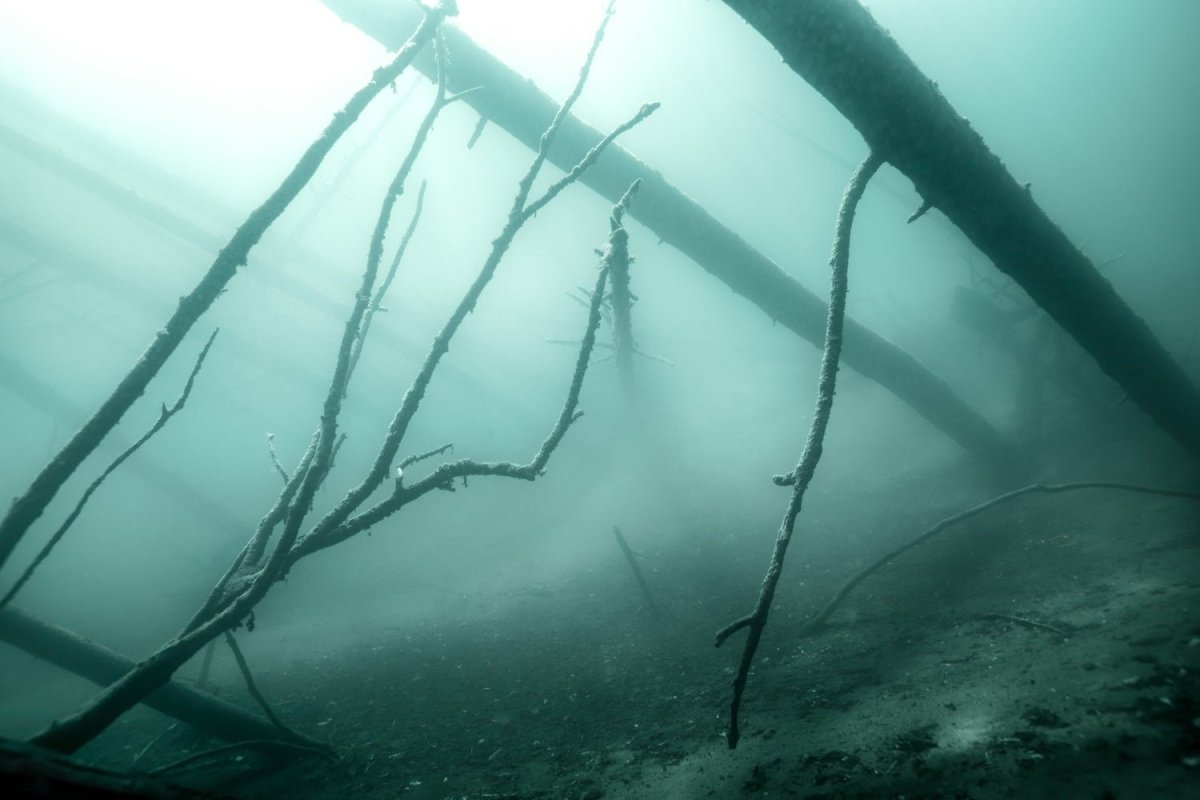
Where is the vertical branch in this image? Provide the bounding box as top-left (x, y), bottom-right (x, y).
top-left (606, 181), bottom-right (637, 393)
top-left (715, 152), bottom-right (882, 749)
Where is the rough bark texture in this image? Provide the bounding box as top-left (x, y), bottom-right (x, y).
top-left (0, 608), bottom-right (318, 749)
top-left (721, 0), bottom-right (1200, 462)
top-left (319, 0), bottom-right (1020, 470)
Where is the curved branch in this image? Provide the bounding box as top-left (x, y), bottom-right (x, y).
top-left (717, 152), bottom-right (882, 749)
top-left (801, 482), bottom-right (1200, 634)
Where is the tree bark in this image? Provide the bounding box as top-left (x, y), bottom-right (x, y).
top-left (319, 0), bottom-right (1021, 471)
top-left (0, 607), bottom-right (319, 750)
top-left (721, 0), bottom-right (1200, 463)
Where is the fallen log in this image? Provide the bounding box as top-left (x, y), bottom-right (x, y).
top-left (0, 607), bottom-right (322, 751)
top-left (720, 0), bottom-right (1200, 463)
top-left (319, 0), bottom-right (1021, 470)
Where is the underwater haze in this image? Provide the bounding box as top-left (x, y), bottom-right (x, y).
top-left (1, 1), bottom-right (1198, 797)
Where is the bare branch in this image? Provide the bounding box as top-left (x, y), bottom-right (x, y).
top-left (0, 329), bottom-right (219, 610)
top-left (266, 433), bottom-right (289, 483)
top-left (223, 632), bottom-right (329, 756)
top-left (297, 183), bottom-right (637, 559)
top-left (718, 152), bottom-right (883, 749)
top-left (801, 482), bottom-right (1200, 635)
top-left (148, 738), bottom-right (335, 777)
top-left (344, 34), bottom-right (453, 395)
top-left (521, 102), bottom-right (659, 220)
top-left (397, 443), bottom-right (454, 474)
top-left (0, 1), bottom-right (455, 573)
top-left (347, 180), bottom-right (428, 381)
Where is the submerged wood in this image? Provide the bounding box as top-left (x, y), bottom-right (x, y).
top-left (0, 739), bottom-right (221, 800)
top-left (0, 607), bottom-right (322, 750)
top-left (319, 0), bottom-right (1021, 471)
top-left (612, 527), bottom-right (659, 617)
top-left (721, 0), bottom-right (1200, 463)
top-left (0, 349), bottom-right (249, 543)
top-left (0, 6), bottom-right (452, 572)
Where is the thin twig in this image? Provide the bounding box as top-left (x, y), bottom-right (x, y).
top-left (398, 443), bottom-right (454, 475)
top-left (716, 152), bottom-right (883, 749)
top-left (0, 330), bottom-right (219, 610)
top-left (980, 613), bottom-right (1066, 635)
top-left (131, 722), bottom-right (179, 766)
top-left (289, 11), bottom-right (656, 557)
top-left (223, 632), bottom-right (325, 753)
top-left (148, 739), bottom-right (336, 777)
top-left (546, 338), bottom-right (616, 350)
top-left (612, 526), bottom-right (659, 616)
top-left (266, 434), bottom-right (289, 483)
top-left (800, 482), bottom-right (1200, 634)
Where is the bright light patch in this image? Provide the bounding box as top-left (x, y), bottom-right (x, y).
top-left (937, 709), bottom-right (995, 753)
top-left (454, 0), bottom-right (614, 92)
top-left (0, 1), bottom-right (377, 112)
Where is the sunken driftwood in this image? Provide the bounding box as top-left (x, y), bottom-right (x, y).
top-left (715, 152), bottom-right (883, 749)
top-left (319, 0), bottom-right (1021, 471)
top-left (25, 8), bottom-right (656, 754)
top-left (721, 0), bottom-right (1200, 463)
top-left (612, 526), bottom-right (659, 618)
top-left (799, 482), bottom-right (1200, 635)
top-left (0, 3), bottom-right (458, 573)
top-left (0, 608), bottom-right (323, 751)
top-left (0, 344), bottom-right (250, 545)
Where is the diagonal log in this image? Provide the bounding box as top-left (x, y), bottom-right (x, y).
top-left (0, 607), bottom-right (321, 750)
top-left (319, 0), bottom-right (1021, 470)
top-left (720, 0), bottom-right (1200, 463)
top-left (0, 5), bottom-right (453, 572)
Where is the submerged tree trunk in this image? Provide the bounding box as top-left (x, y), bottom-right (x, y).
top-left (320, 0), bottom-right (1021, 471)
top-left (0, 608), bottom-right (319, 749)
top-left (721, 0), bottom-right (1200, 463)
